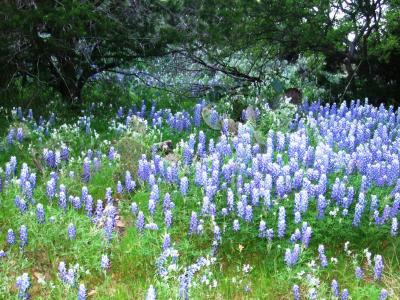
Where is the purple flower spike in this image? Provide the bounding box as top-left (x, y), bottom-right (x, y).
top-left (68, 223), bottom-right (76, 240)
top-left (36, 203), bottom-right (45, 223)
top-left (374, 255), bottom-right (384, 281)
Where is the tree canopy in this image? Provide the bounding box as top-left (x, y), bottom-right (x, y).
top-left (0, 0), bottom-right (186, 105)
top-left (1, 0), bottom-right (399, 106)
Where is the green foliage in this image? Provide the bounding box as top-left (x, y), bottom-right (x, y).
top-left (258, 103), bottom-right (298, 133)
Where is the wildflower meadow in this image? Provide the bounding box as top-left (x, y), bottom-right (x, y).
top-left (0, 99), bottom-right (399, 299)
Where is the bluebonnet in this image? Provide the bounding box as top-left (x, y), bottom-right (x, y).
top-left (43, 149), bottom-right (56, 168)
top-left (382, 205), bottom-right (391, 224)
top-left (108, 146), bottom-right (116, 160)
top-left (370, 195), bottom-right (379, 212)
top-left (131, 202), bottom-right (138, 216)
top-left (138, 155), bottom-right (150, 182)
top-left (104, 217), bottom-right (114, 241)
top-left (16, 273), bottom-right (30, 299)
top-left (105, 187), bottom-right (113, 205)
top-left (15, 196), bottom-right (27, 214)
top-left (46, 178), bottom-right (56, 200)
top-left (244, 205), bottom-right (253, 222)
top-left (301, 226), bottom-right (312, 248)
top-left (145, 285), bottom-right (156, 300)
top-left (290, 229), bottom-right (301, 243)
top-left (210, 108), bottom-right (219, 128)
top-left (292, 284), bottom-right (300, 300)
top-left (379, 289), bottom-right (388, 300)
top-left (193, 103), bottom-right (202, 127)
top-left (341, 289), bottom-right (349, 300)
top-left (68, 223), bottom-right (76, 240)
top-left (278, 206), bottom-right (286, 238)
top-left (222, 118), bottom-right (229, 135)
top-left (23, 181), bottom-right (33, 203)
top-left (164, 210), bottom-right (172, 229)
top-left (209, 203), bottom-right (217, 217)
top-left (65, 266), bottom-right (76, 286)
top-left (85, 195), bottom-right (93, 217)
top-left (117, 106), bottom-right (124, 118)
top-left (163, 193), bottom-right (172, 211)
top-left (355, 266), bottom-right (364, 279)
top-left (189, 211), bottom-right (198, 235)
top-left (85, 119), bottom-right (91, 134)
top-left (183, 146), bottom-right (193, 166)
top-left (81, 158), bottom-right (91, 183)
top-left (276, 176), bottom-right (285, 198)
top-left (227, 189), bottom-right (234, 212)
top-left (59, 191), bottom-right (67, 211)
top-left (331, 279), bottom-right (339, 297)
top-left (7, 128), bottom-right (15, 145)
top-left (58, 262), bottom-right (68, 282)
top-left (93, 157), bottom-right (101, 172)
top-left (7, 229), bottom-right (15, 245)
top-left (318, 244), bottom-right (328, 268)
top-left (19, 225), bottom-right (28, 251)
top-left (251, 188), bottom-right (260, 206)
top-left (317, 195), bottom-right (327, 219)
top-left (78, 284), bottom-right (87, 300)
top-left (300, 190), bottom-right (309, 213)
top-left (162, 234), bottom-right (171, 251)
top-left (374, 255), bottom-right (384, 281)
top-left (258, 220), bottom-right (267, 238)
top-left (125, 171), bottom-right (136, 192)
top-left (116, 181), bottom-right (123, 194)
top-left (140, 216), bottom-right (158, 229)
top-left (391, 217), bottom-right (398, 236)
top-left (202, 196), bottom-right (210, 215)
top-left (284, 244), bottom-right (300, 267)
top-left (94, 200), bottom-right (103, 223)
top-left (36, 203), bottom-right (45, 223)
top-left (233, 219), bottom-right (240, 232)
top-left (148, 199), bottom-right (156, 216)
top-left (60, 145), bottom-right (69, 161)
top-left (391, 194), bottom-right (400, 217)
top-left (180, 176), bottom-right (189, 196)
top-left (72, 196), bottom-right (82, 210)
top-left (81, 186), bottom-right (88, 203)
top-left (214, 224), bottom-right (221, 243)
top-left (5, 162), bottom-right (13, 182)
top-left (50, 171), bottom-right (58, 183)
top-left (352, 202), bottom-right (365, 227)
top-left (136, 211), bottom-right (145, 232)
top-left (150, 185), bottom-right (160, 203)
top-left (101, 254), bottom-right (110, 270)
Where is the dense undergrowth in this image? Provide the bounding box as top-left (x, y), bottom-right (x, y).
top-left (0, 97), bottom-right (399, 299)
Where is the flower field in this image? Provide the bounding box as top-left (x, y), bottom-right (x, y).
top-left (0, 100), bottom-right (399, 299)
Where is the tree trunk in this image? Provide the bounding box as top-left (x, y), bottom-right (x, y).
top-left (57, 80), bottom-right (84, 110)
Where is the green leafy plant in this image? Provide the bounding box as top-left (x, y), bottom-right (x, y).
top-left (258, 102), bottom-right (298, 133)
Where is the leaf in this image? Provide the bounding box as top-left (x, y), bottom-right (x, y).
top-left (271, 78), bottom-right (284, 94)
top-left (254, 130), bottom-right (267, 145)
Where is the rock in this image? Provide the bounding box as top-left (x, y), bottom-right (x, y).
top-left (244, 106), bottom-right (258, 122)
top-left (153, 140), bottom-right (173, 154)
top-left (284, 88), bottom-right (302, 105)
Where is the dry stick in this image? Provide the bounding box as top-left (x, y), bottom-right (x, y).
top-left (340, 60), bottom-right (363, 102)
